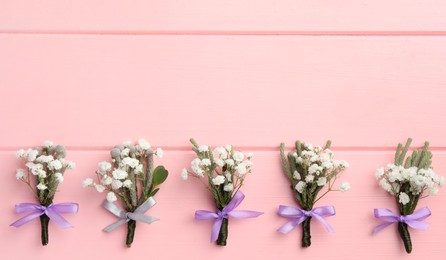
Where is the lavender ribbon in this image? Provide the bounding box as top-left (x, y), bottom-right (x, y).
top-left (277, 205), bottom-right (336, 234)
top-left (10, 202), bottom-right (79, 229)
top-left (195, 191), bottom-right (263, 242)
top-left (103, 197), bottom-right (159, 232)
top-left (373, 207), bottom-right (431, 235)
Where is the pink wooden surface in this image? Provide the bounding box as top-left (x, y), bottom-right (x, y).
top-left (1, 1), bottom-right (446, 32)
top-left (1, 2), bottom-right (446, 260)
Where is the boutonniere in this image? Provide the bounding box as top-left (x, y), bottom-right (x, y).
top-left (11, 141), bottom-right (78, 245)
top-left (181, 139), bottom-right (263, 246)
top-left (83, 139), bottom-right (168, 247)
top-left (279, 140), bottom-right (350, 247)
top-left (373, 138), bottom-right (444, 253)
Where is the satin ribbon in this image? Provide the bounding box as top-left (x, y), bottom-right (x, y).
top-left (103, 197), bottom-right (159, 232)
top-left (195, 191), bottom-right (263, 242)
top-left (373, 207), bottom-right (431, 235)
top-left (277, 205), bottom-right (336, 234)
top-left (10, 202), bottom-right (79, 228)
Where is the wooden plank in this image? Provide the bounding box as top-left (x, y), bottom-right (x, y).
top-left (2, 150), bottom-right (446, 258)
top-left (1, 35), bottom-right (446, 148)
top-left (1, 1), bottom-right (446, 33)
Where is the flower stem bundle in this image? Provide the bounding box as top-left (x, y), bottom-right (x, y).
top-left (279, 140), bottom-right (350, 247)
top-left (374, 138), bottom-right (444, 253)
top-left (83, 139), bottom-right (168, 247)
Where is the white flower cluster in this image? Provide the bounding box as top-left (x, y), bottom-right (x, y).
top-left (375, 163), bottom-right (444, 205)
top-left (15, 141), bottom-right (75, 193)
top-left (182, 144), bottom-right (253, 193)
top-left (292, 143), bottom-right (350, 194)
top-left (83, 139), bottom-right (162, 202)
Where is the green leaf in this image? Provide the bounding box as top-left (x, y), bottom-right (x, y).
top-left (149, 188), bottom-right (160, 197)
top-left (152, 166), bottom-right (168, 186)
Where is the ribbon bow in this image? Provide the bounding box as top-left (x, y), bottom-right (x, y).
top-left (103, 197), bottom-right (159, 232)
top-left (277, 205), bottom-right (336, 234)
top-left (195, 191), bottom-right (263, 242)
top-left (373, 207), bottom-right (431, 235)
top-left (10, 202), bottom-right (79, 228)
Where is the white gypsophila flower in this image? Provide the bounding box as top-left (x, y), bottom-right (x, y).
top-left (314, 146), bottom-right (322, 154)
top-left (29, 163), bottom-right (43, 175)
top-left (43, 140), bottom-right (54, 148)
top-left (181, 168), bottom-right (189, 180)
top-left (156, 148), bottom-right (163, 158)
top-left (214, 147), bottom-right (226, 155)
top-left (16, 149), bottom-right (26, 158)
top-left (98, 161), bottom-right (112, 172)
top-left (339, 182), bottom-right (351, 192)
top-left (191, 158), bottom-right (202, 173)
top-left (225, 145), bottom-right (232, 152)
top-left (317, 177), bottom-right (327, 186)
top-left (95, 184), bottom-right (105, 192)
top-left (225, 159), bottom-right (235, 166)
top-left (243, 160), bottom-right (254, 167)
top-left (55, 172), bottom-right (64, 183)
top-left (37, 183), bottom-right (47, 190)
top-left (102, 176), bottom-right (113, 185)
top-left (308, 164), bottom-right (322, 175)
top-left (439, 176), bottom-right (445, 187)
top-left (27, 150), bottom-right (39, 161)
top-left (16, 169), bottom-right (25, 180)
top-left (122, 157), bottom-right (139, 168)
top-left (295, 181), bottom-right (306, 193)
top-left (36, 155), bottom-right (54, 163)
top-left (66, 161), bottom-right (76, 169)
top-left (112, 169), bottom-right (128, 180)
top-left (304, 143), bottom-right (313, 151)
top-left (379, 179), bottom-right (393, 193)
top-left (83, 178), bottom-right (94, 187)
top-left (245, 152), bottom-right (254, 158)
top-left (49, 160), bottom-right (63, 170)
top-left (237, 163), bottom-right (248, 174)
top-left (123, 141), bottom-right (132, 147)
top-left (429, 187), bottom-right (439, 196)
top-left (375, 168), bottom-right (385, 179)
top-left (38, 170), bottom-right (47, 178)
top-left (224, 183), bottom-right (234, 192)
top-left (123, 179), bottom-right (132, 188)
top-left (201, 159), bottom-right (211, 166)
top-left (233, 151), bottom-right (244, 162)
top-left (321, 161), bottom-right (333, 169)
top-left (214, 158), bottom-right (224, 167)
top-left (138, 139), bottom-right (151, 150)
top-left (399, 192), bottom-right (410, 205)
top-left (305, 174), bottom-right (315, 183)
top-left (106, 191), bottom-right (117, 202)
top-left (212, 175), bottom-right (225, 186)
top-left (293, 171), bottom-right (301, 180)
top-left (198, 145), bottom-right (209, 153)
top-left (121, 148), bottom-right (130, 157)
top-left (224, 172), bottom-right (232, 182)
top-left (111, 179), bottom-right (123, 190)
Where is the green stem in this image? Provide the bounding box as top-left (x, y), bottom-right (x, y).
top-left (216, 218), bottom-right (228, 246)
top-left (302, 217), bottom-right (312, 247)
top-left (398, 222), bottom-right (412, 253)
top-left (126, 220), bottom-right (136, 248)
top-left (40, 214), bottom-right (50, 246)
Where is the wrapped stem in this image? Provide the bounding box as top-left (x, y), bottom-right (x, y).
top-left (216, 218), bottom-right (228, 246)
top-left (398, 222), bottom-right (412, 254)
top-left (40, 214), bottom-right (50, 246)
top-left (302, 217), bottom-right (312, 247)
top-left (126, 220), bottom-right (136, 248)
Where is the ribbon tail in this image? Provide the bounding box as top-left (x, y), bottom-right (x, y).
top-left (210, 218), bottom-right (223, 242)
top-left (128, 213), bottom-right (159, 225)
top-left (46, 208), bottom-right (74, 229)
top-left (311, 213), bottom-right (335, 233)
top-left (195, 210), bottom-right (218, 220)
top-left (10, 211), bottom-right (44, 228)
top-left (227, 210), bottom-right (263, 219)
top-left (277, 219), bottom-right (301, 234)
top-left (372, 222), bottom-right (394, 235)
top-left (103, 219), bottom-right (129, 233)
top-left (405, 220), bottom-right (430, 230)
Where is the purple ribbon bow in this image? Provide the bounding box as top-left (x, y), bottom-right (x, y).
top-left (10, 202), bottom-right (79, 229)
top-left (277, 205), bottom-right (336, 234)
top-left (373, 207), bottom-right (431, 235)
top-left (195, 191), bottom-right (263, 242)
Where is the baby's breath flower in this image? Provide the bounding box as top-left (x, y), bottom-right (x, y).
top-left (106, 192), bottom-right (117, 202)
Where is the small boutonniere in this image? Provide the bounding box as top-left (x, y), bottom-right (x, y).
top-left (181, 139), bottom-right (263, 246)
top-left (83, 139), bottom-right (168, 247)
top-left (11, 141), bottom-right (78, 246)
top-left (279, 140), bottom-right (350, 247)
top-left (373, 138), bottom-right (444, 253)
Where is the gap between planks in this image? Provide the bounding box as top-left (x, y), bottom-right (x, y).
top-left (2, 30), bottom-right (446, 36)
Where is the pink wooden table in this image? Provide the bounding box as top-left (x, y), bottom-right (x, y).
top-left (1, 1), bottom-right (445, 259)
